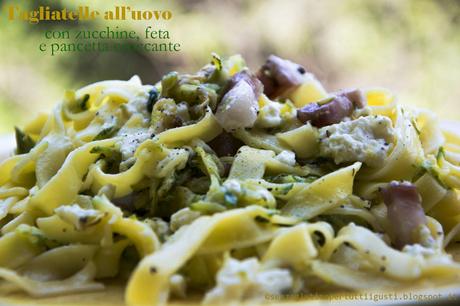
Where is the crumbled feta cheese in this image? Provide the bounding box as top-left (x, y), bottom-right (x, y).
top-left (318, 115), bottom-right (394, 167)
top-left (160, 100), bottom-right (177, 116)
top-left (124, 92), bottom-right (151, 119)
top-left (117, 114), bottom-right (150, 161)
top-left (169, 274), bottom-right (186, 298)
top-left (216, 81), bottom-right (259, 131)
top-left (117, 130), bottom-right (150, 160)
top-left (275, 150), bottom-right (296, 166)
top-left (170, 208), bottom-right (201, 232)
top-left (256, 269), bottom-right (294, 294)
top-left (255, 95), bottom-right (296, 128)
top-left (223, 179), bottom-right (242, 194)
top-left (402, 244), bottom-right (436, 256)
top-left (203, 257), bottom-right (293, 304)
top-left (55, 204), bottom-right (103, 230)
top-left (176, 102), bottom-right (191, 123)
top-left (257, 101), bottom-right (283, 128)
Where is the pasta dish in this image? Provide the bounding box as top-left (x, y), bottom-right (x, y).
top-left (1, 54), bottom-right (460, 305)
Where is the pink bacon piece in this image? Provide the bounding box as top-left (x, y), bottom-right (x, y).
top-left (381, 181), bottom-right (427, 249)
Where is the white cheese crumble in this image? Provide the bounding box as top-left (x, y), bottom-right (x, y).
top-left (257, 101), bottom-right (283, 128)
top-left (116, 113), bottom-right (151, 161)
top-left (255, 96), bottom-right (296, 129)
top-left (169, 274), bottom-right (186, 298)
top-left (117, 129), bottom-right (150, 160)
top-left (215, 81), bottom-right (258, 131)
top-left (275, 150), bottom-right (296, 166)
top-left (318, 115), bottom-right (395, 167)
top-left (54, 204), bottom-right (103, 230)
top-left (203, 257), bottom-right (293, 304)
top-left (402, 244), bottom-right (436, 256)
top-left (176, 102), bottom-right (191, 123)
top-left (223, 179), bottom-right (242, 194)
top-left (123, 91), bottom-right (152, 119)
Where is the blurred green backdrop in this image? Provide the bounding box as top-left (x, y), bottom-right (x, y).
top-left (1, 0), bottom-right (459, 135)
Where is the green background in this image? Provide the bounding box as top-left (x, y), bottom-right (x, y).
top-left (1, 0), bottom-right (459, 134)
